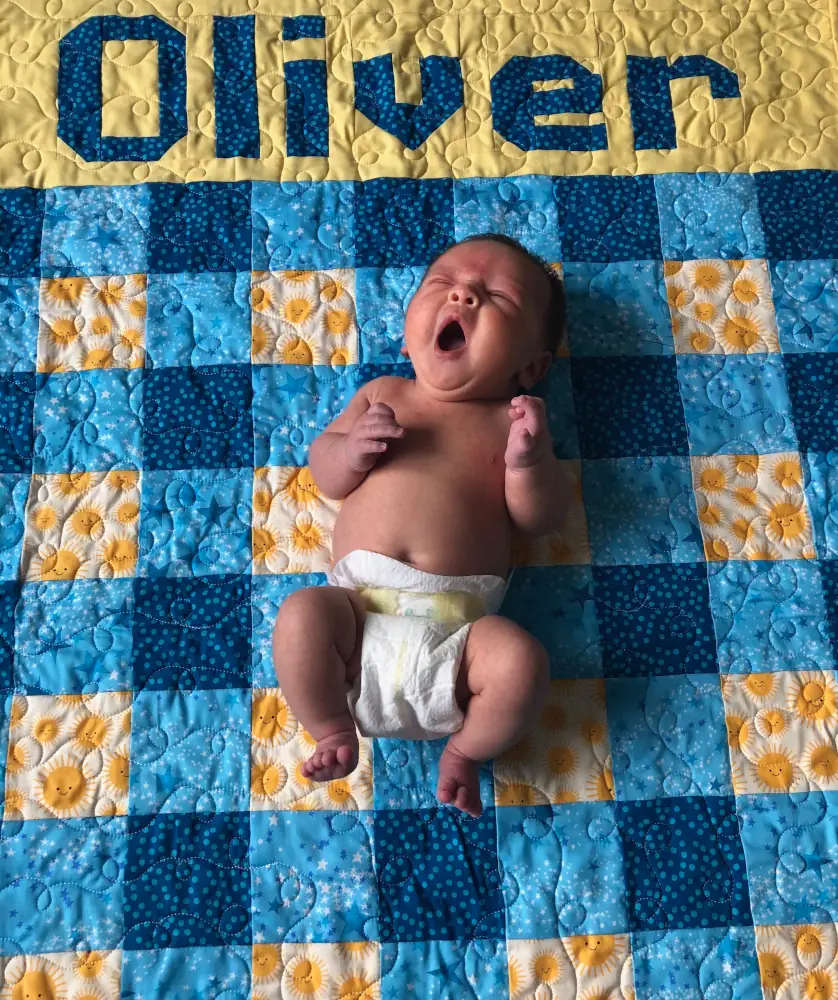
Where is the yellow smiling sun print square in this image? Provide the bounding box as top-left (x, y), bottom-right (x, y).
top-left (5, 692), bottom-right (132, 821)
top-left (20, 470), bottom-right (142, 583)
top-left (721, 669), bottom-right (838, 795)
top-left (37, 274), bottom-right (147, 372)
top-left (691, 453), bottom-right (815, 562)
top-left (250, 941), bottom-right (379, 1000)
top-left (664, 259), bottom-right (779, 355)
top-left (251, 466), bottom-right (341, 575)
top-left (507, 935), bottom-right (634, 1000)
top-left (250, 688), bottom-right (372, 811)
top-left (511, 460), bottom-right (590, 568)
top-left (495, 679), bottom-right (613, 807)
top-left (755, 924), bottom-right (838, 999)
top-left (0, 949), bottom-right (122, 1000)
top-left (250, 268), bottom-right (358, 368)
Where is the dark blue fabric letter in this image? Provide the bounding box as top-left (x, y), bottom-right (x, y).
top-left (285, 59), bottom-right (329, 157)
top-left (213, 16), bottom-right (260, 159)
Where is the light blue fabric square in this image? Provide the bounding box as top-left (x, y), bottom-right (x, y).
top-left (607, 674), bottom-right (731, 801)
top-left (0, 816), bottom-right (127, 954)
top-left (542, 357), bottom-right (579, 459)
top-left (655, 173), bottom-right (766, 260)
top-left (373, 738), bottom-right (494, 811)
top-left (146, 271), bottom-right (251, 368)
top-left (565, 261), bottom-right (673, 356)
top-left (33, 370), bottom-right (143, 472)
top-left (0, 278), bottom-right (38, 371)
top-left (138, 468), bottom-right (253, 578)
top-left (739, 791), bottom-right (838, 925)
top-left (632, 926), bottom-right (761, 1000)
top-left (804, 451), bottom-right (838, 559)
top-left (772, 260), bottom-right (838, 353)
top-left (40, 184), bottom-right (149, 277)
top-left (454, 176), bottom-right (562, 261)
top-left (677, 354), bottom-right (798, 456)
top-left (356, 266), bottom-right (424, 365)
top-left (129, 688), bottom-right (251, 815)
top-left (251, 573), bottom-right (326, 688)
top-left (0, 474), bottom-right (28, 581)
top-left (121, 947), bottom-right (251, 997)
top-left (252, 180), bottom-right (355, 270)
top-left (15, 579), bottom-right (133, 694)
top-left (381, 939), bottom-right (509, 1000)
top-left (497, 802), bottom-right (628, 938)
top-left (250, 810), bottom-right (377, 943)
top-left (708, 559), bottom-right (833, 673)
top-left (583, 457), bottom-right (703, 565)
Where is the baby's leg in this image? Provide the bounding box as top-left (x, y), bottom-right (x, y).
top-left (438, 616), bottom-right (549, 817)
top-left (273, 586), bottom-right (365, 781)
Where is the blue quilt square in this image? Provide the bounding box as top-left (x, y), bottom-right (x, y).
top-left (593, 563), bottom-right (717, 677)
top-left (138, 468), bottom-right (253, 578)
top-left (252, 180), bottom-right (354, 270)
top-left (0, 474), bottom-right (28, 582)
top-left (499, 803), bottom-right (628, 938)
top-left (251, 573), bottom-right (325, 687)
top-left (607, 674), bottom-right (731, 801)
top-left (655, 172), bottom-right (766, 260)
top-left (375, 806), bottom-right (504, 943)
top-left (454, 176), bottom-right (562, 261)
top-left (677, 355), bottom-right (798, 457)
top-left (806, 451), bottom-right (838, 559)
top-left (356, 266), bottom-right (423, 365)
top-left (738, 791), bottom-right (838, 925)
top-left (146, 271), bottom-right (251, 368)
top-left (131, 573), bottom-right (251, 691)
top-left (632, 926), bottom-right (761, 1000)
top-left (0, 187), bottom-right (44, 278)
top-left (122, 946), bottom-right (251, 999)
top-left (709, 559), bottom-right (834, 674)
top-left (503, 566), bottom-right (602, 679)
top-left (822, 564), bottom-right (838, 657)
top-left (617, 795), bottom-right (752, 932)
top-left (565, 260), bottom-right (672, 357)
top-left (756, 170), bottom-right (838, 261)
top-left (381, 939), bottom-right (509, 1000)
top-left (33, 370), bottom-right (143, 472)
top-left (250, 810), bottom-right (377, 943)
top-left (0, 373), bottom-right (34, 472)
top-left (40, 184), bottom-right (149, 277)
top-left (572, 357), bottom-right (689, 459)
top-left (282, 15), bottom-right (326, 39)
top-left (0, 816), bottom-right (127, 953)
top-left (129, 688), bottom-right (250, 815)
top-left (142, 364), bottom-right (253, 471)
top-left (772, 260), bottom-right (838, 353)
top-left (15, 578), bottom-right (133, 694)
top-left (355, 178), bottom-right (454, 267)
top-left (0, 278), bottom-right (38, 371)
top-left (555, 175), bottom-right (661, 262)
top-left (0, 581), bottom-right (17, 690)
top-left (124, 810), bottom-right (251, 949)
top-left (148, 181), bottom-right (252, 274)
top-left (373, 739), bottom-right (494, 812)
top-left (541, 358), bottom-right (579, 459)
top-left (786, 354), bottom-right (838, 453)
top-left (252, 364), bottom-right (361, 467)
top-left (583, 457), bottom-right (703, 566)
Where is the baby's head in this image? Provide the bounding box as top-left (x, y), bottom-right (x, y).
top-left (402, 234), bottom-right (565, 401)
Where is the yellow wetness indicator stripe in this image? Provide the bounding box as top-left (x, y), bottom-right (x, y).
top-left (0, 0), bottom-right (836, 187)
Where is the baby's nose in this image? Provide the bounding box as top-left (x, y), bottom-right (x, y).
top-left (448, 284), bottom-right (477, 307)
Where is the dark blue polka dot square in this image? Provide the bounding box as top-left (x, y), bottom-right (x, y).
top-left (755, 170), bottom-right (838, 261)
top-left (0, 581), bottom-right (17, 691)
top-left (355, 178), bottom-right (454, 267)
top-left (616, 795), bottom-right (752, 932)
top-left (124, 811), bottom-right (251, 949)
top-left (785, 354), bottom-right (838, 453)
top-left (141, 364), bottom-right (253, 471)
top-left (0, 373), bottom-right (35, 472)
top-left (148, 182), bottom-right (252, 274)
top-left (0, 188), bottom-right (44, 278)
top-left (572, 357), bottom-right (689, 459)
top-left (375, 806), bottom-right (504, 942)
top-left (593, 563), bottom-right (717, 677)
top-left (131, 574), bottom-right (251, 691)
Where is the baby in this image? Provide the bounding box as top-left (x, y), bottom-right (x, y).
top-left (273, 234), bottom-right (570, 817)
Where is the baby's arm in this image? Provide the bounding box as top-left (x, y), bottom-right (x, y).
top-left (504, 395), bottom-right (571, 536)
top-left (309, 384), bottom-right (404, 499)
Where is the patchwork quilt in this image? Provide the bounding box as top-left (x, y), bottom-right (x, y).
top-left (2, 1), bottom-right (838, 998)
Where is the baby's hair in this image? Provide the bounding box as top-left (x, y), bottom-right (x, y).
top-left (426, 233), bottom-right (567, 355)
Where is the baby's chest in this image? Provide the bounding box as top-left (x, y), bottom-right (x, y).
top-left (396, 413), bottom-right (507, 475)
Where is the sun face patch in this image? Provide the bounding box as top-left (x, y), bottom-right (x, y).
top-left (506, 935), bottom-right (633, 1000)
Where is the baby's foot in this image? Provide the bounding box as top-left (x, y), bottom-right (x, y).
top-left (437, 744), bottom-right (483, 818)
top-left (302, 729), bottom-right (359, 782)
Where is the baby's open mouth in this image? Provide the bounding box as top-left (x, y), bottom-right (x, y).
top-left (436, 319), bottom-right (467, 353)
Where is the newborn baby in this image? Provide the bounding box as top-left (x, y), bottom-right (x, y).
top-left (273, 234), bottom-right (570, 817)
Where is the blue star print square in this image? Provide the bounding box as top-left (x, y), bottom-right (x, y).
top-left (0, 278), bottom-right (39, 371)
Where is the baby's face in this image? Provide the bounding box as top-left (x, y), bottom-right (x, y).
top-left (403, 241), bottom-right (551, 401)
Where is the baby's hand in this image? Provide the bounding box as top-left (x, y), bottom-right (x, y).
top-left (505, 395), bottom-right (550, 469)
top-left (344, 402), bottom-right (405, 473)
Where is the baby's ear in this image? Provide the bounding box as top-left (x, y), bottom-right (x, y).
top-left (518, 350), bottom-right (553, 390)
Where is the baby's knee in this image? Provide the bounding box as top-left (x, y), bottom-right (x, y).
top-left (515, 634), bottom-right (550, 706)
top-left (275, 587), bottom-right (321, 637)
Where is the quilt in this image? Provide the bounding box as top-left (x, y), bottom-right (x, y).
top-left (2, 1), bottom-right (838, 998)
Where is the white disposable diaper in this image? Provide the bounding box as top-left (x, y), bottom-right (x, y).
top-left (328, 550), bottom-right (507, 740)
